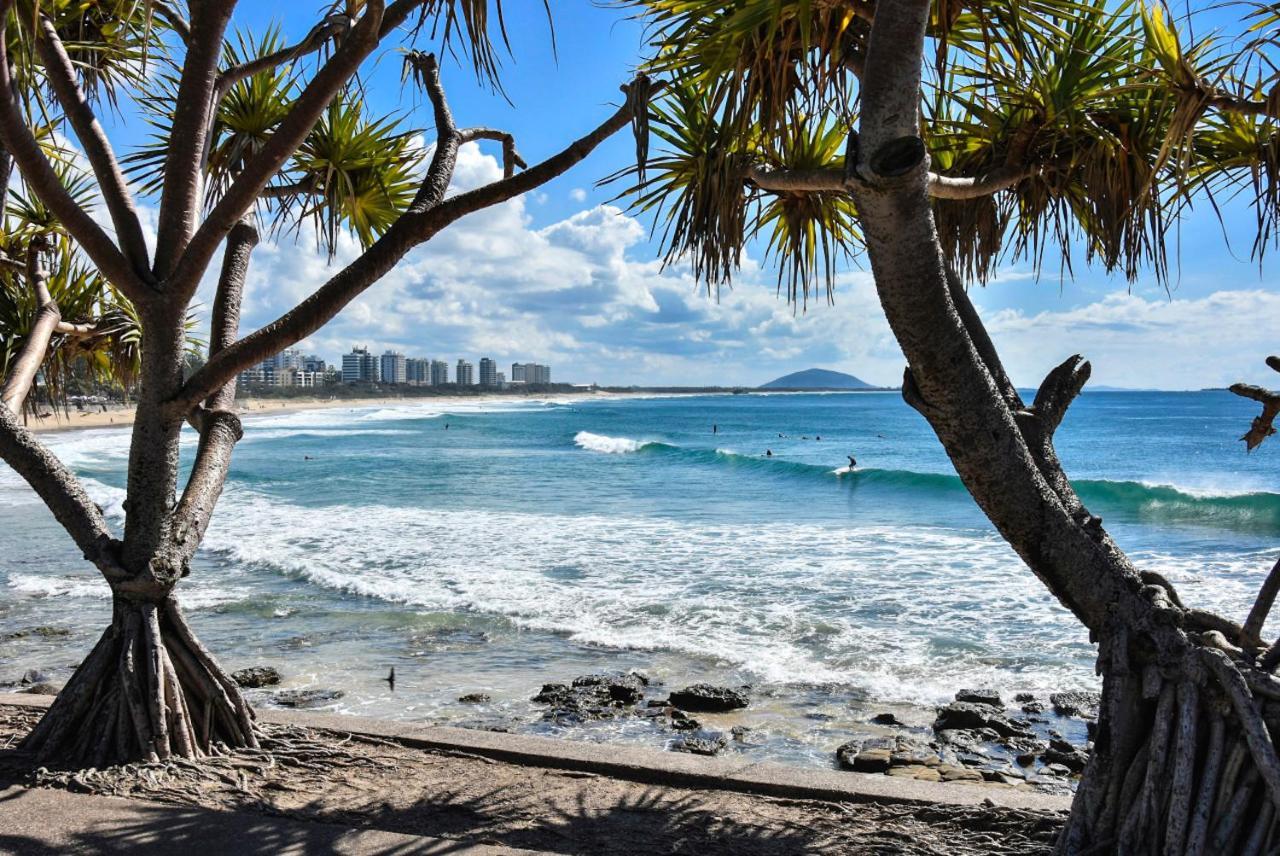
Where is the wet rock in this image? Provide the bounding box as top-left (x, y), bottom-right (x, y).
top-left (21, 682), bottom-right (60, 696)
top-left (572, 673), bottom-right (645, 704)
top-left (1016, 752), bottom-right (1037, 767)
top-left (20, 669), bottom-right (50, 685)
top-left (232, 666), bottom-right (281, 688)
top-left (937, 764), bottom-right (983, 782)
top-left (533, 674), bottom-right (646, 724)
top-left (1038, 763), bottom-right (1072, 778)
top-left (1042, 738), bottom-right (1089, 773)
top-left (955, 688), bottom-right (1003, 707)
top-left (1021, 701), bottom-right (1046, 715)
top-left (1014, 692), bottom-right (1037, 703)
top-left (672, 734), bottom-right (728, 756)
top-left (730, 725), bottom-right (752, 741)
top-left (458, 693), bottom-right (491, 703)
top-left (871, 712), bottom-right (903, 726)
top-left (933, 702), bottom-right (1032, 739)
top-left (667, 684), bottom-right (749, 712)
top-left (272, 688), bottom-right (344, 708)
top-left (850, 749), bottom-right (893, 773)
top-left (1050, 691), bottom-right (1101, 719)
top-left (670, 711), bottom-right (701, 731)
top-left (982, 769), bottom-right (1024, 785)
top-left (4, 626), bottom-right (71, 640)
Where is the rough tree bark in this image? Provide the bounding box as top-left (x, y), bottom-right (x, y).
top-left (844, 1), bottom-right (1280, 853)
top-left (0, 2), bottom-right (644, 767)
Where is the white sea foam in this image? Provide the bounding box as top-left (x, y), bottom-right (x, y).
top-left (180, 487), bottom-right (1127, 703)
top-left (574, 431), bottom-right (647, 454)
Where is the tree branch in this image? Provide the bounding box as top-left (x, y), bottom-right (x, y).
top-left (151, 0), bottom-right (237, 280)
top-left (0, 237), bottom-right (59, 412)
top-left (405, 50), bottom-right (461, 213)
top-left (747, 164), bottom-right (1033, 199)
top-left (460, 128), bottom-right (529, 177)
top-left (1243, 557), bottom-right (1280, 651)
top-left (0, 403), bottom-right (120, 580)
top-left (151, 1), bottom-right (191, 46)
top-left (213, 12), bottom-right (354, 102)
top-left (167, 0), bottom-right (391, 298)
top-left (169, 220), bottom-right (257, 569)
top-left (1231, 361), bottom-right (1280, 451)
top-left (0, 6), bottom-right (148, 303)
top-left (35, 14), bottom-right (151, 277)
top-left (167, 80), bottom-right (643, 417)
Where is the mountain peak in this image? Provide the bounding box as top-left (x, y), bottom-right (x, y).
top-left (759, 368), bottom-right (874, 390)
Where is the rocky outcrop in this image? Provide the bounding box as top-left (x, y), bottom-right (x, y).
top-left (271, 688), bottom-right (344, 708)
top-left (1049, 691), bottom-right (1100, 719)
top-left (232, 666), bottom-right (282, 688)
top-left (666, 684), bottom-right (750, 712)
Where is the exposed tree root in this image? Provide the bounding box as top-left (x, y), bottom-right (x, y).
top-left (20, 595), bottom-right (257, 766)
top-left (1058, 619), bottom-right (1280, 855)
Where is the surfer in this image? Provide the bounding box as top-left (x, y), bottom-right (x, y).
top-left (847, 455), bottom-right (857, 470)
top-left (713, 424), bottom-right (718, 434)
top-left (766, 449), bottom-right (773, 457)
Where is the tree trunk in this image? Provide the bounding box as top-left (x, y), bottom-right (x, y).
top-left (848, 3), bottom-right (1280, 851)
top-left (21, 594), bottom-right (257, 766)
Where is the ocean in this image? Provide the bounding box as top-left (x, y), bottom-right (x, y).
top-left (2, 390), bottom-right (1278, 766)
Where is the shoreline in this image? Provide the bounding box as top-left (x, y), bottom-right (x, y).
top-left (22, 389), bottom-right (668, 434)
top-left (0, 694), bottom-right (1067, 855)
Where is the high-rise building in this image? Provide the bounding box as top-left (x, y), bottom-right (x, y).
top-left (511, 362), bottom-right (551, 385)
top-left (430, 359), bottom-right (449, 386)
top-left (479, 357), bottom-right (497, 387)
top-left (456, 359), bottom-right (474, 386)
top-left (381, 351), bottom-right (407, 385)
top-left (342, 347), bottom-right (379, 383)
top-left (302, 355), bottom-right (328, 374)
top-left (406, 357), bottom-right (430, 385)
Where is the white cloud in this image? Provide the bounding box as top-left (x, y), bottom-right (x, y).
top-left (569, 188), bottom-right (588, 202)
top-left (176, 143), bottom-right (1280, 390)
top-left (980, 290), bottom-right (1280, 390)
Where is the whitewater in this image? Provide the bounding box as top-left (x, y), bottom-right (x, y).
top-left (2, 390), bottom-right (1278, 765)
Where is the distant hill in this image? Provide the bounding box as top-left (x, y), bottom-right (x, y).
top-left (760, 368), bottom-right (874, 390)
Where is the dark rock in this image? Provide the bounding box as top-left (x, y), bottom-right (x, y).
top-left (672, 735), bottom-right (728, 756)
top-left (933, 702), bottom-right (1031, 739)
top-left (458, 693), bottom-right (491, 703)
top-left (271, 688), bottom-right (344, 708)
top-left (1050, 691), bottom-right (1101, 720)
top-left (1043, 738), bottom-right (1089, 773)
top-left (645, 699), bottom-right (668, 708)
top-left (850, 749), bottom-right (892, 773)
top-left (1038, 763), bottom-right (1072, 778)
top-left (670, 711), bottom-right (701, 731)
top-left (805, 712), bottom-right (834, 721)
top-left (730, 725), bottom-right (752, 741)
top-left (20, 669), bottom-right (50, 685)
top-left (667, 684), bottom-right (749, 712)
top-left (1016, 752), bottom-right (1037, 767)
top-left (572, 673), bottom-right (645, 704)
top-left (21, 682), bottom-right (60, 696)
top-left (232, 666), bottom-right (282, 688)
top-left (1021, 701), bottom-right (1045, 715)
top-left (4, 626), bottom-right (71, 640)
top-left (1014, 692), bottom-right (1037, 703)
top-left (871, 712), bottom-right (902, 726)
top-left (955, 688), bottom-right (1003, 707)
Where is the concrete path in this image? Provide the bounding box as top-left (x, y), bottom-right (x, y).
top-left (0, 785), bottom-right (545, 855)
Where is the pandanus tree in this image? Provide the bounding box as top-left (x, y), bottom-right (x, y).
top-left (622, 0), bottom-right (1280, 852)
top-left (0, 0), bottom-right (645, 766)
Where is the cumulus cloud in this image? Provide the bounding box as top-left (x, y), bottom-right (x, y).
top-left (182, 143), bottom-right (1278, 389)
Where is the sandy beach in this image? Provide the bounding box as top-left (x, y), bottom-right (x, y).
top-left (22, 390), bottom-right (646, 434)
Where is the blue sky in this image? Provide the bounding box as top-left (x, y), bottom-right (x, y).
top-left (90, 3), bottom-right (1280, 389)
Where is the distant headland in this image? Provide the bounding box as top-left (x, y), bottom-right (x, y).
top-left (759, 368), bottom-right (878, 390)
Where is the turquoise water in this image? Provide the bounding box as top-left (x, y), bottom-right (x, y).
top-left (1, 390), bottom-right (1278, 765)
